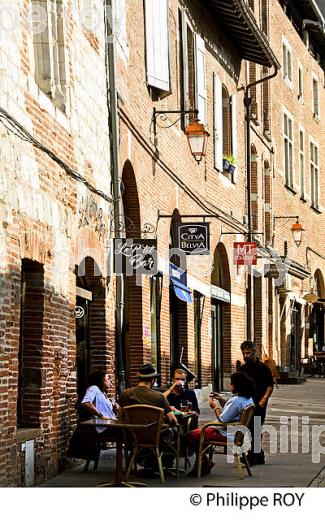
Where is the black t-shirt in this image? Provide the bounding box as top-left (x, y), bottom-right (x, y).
top-left (119, 385), bottom-right (172, 415)
top-left (239, 358), bottom-right (274, 403)
top-left (167, 388), bottom-right (200, 415)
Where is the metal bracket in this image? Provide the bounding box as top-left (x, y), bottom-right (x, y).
top-left (152, 108), bottom-right (198, 138)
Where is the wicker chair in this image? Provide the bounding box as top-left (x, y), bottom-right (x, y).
top-left (197, 404), bottom-right (255, 479)
top-left (120, 404), bottom-right (166, 483)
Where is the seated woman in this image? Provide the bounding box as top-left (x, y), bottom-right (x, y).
top-left (187, 372), bottom-right (255, 476)
top-left (81, 370), bottom-right (118, 433)
top-left (68, 370), bottom-right (118, 465)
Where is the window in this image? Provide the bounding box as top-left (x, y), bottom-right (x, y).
top-left (180, 11), bottom-right (206, 124)
top-left (31, 0), bottom-right (67, 111)
top-left (282, 40), bottom-right (292, 84)
top-left (283, 111), bottom-right (294, 188)
top-left (299, 128), bottom-right (306, 199)
top-left (213, 74), bottom-right (237, 179)
top-left (310, 140), bottom-right (320, 209)
top-left (298, 64), bottom-right (303, 99)
top-left (18, 260), bottom-right (45, 427)
top-left (312, 77), bottom-right (320, 117)
top-left (145, 0), bottom-right (170, 94)
top-left (194, 292), bottom-right (202, 388)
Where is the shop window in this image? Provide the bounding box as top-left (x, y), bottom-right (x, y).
top-left (194, 292), bottom-right (203, 388)
top-left (150, 275), bottom-right (162, 385)
top-left (31, 0), bottom-right (67, 111)
top-left (17, 260), bottom-right (45, 428)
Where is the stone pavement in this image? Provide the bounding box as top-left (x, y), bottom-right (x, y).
top-left (39, 378), bottom-right (325, 488)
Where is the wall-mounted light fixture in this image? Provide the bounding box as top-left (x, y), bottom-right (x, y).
top-left (152, 108), bottom-right (209, 163)
top-left (274, 216), bottom-right (304, 247)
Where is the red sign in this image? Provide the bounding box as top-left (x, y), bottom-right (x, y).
top-left (233, 242), bottom-right (257, 266)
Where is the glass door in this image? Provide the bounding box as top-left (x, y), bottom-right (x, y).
top-left (211, 300), bottom-right (223, 391)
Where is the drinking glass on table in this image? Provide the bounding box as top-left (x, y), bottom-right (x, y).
top-left (180, 400), bottom-right (188, 413)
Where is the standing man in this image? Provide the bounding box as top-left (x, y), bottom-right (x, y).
top-left (238, 340), bottom-right (274, 464)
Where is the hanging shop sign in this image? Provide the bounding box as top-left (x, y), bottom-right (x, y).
top-left (113, 238), bottom-right (157, 274)
top-left (233, 242), bottom-right (257, 266)
top-left (176, 222), bottom-right (210, 255)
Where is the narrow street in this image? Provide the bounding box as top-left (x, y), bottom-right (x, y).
top-left (40, 378), bottom-right (325, 488)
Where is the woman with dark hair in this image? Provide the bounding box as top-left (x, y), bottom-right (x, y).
top-left (186, 372), bottom-right (255, 476)
top-left (81, 370), bottom-right (117, 423)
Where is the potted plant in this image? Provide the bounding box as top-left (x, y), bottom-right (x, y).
top-left (223, 154), bottom-right (237, 175)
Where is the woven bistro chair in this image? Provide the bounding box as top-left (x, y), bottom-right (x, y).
top-left (197, 404), bottom-right (255, 479)
top-left (120, 404), bottom-right (166, 483)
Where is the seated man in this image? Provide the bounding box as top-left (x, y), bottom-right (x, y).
top-left (119, 363), bottom-right (177, 426)
top-left (119, 363), bottom-right (178, 471)
top-left (163, 368), bottom-right (200, 428)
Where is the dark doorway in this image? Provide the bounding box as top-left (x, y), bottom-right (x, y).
top-left (211, 299), bottom-right (223, 391)
top-left (290, 302), bottom-right (302, 369)
top-left (76, 293), bottom-right (91, 400)
top-left (311, 302), bottom-right (325, 353)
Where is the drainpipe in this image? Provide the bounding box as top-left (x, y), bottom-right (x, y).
top-left (104, 1), bottom-right (126, 394)
top-left (244, 63), bottom-right (280, 340)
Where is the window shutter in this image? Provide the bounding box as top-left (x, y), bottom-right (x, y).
top-left (231, 94), bottom-right (237, 181)
top-left (195, 34), bottom-right (206, 124)
top-left (214, 73), bottom-right (223, 171)
top-left (145, 0), bottom-right (170, 92)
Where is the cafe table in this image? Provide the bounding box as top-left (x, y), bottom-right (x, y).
top-left (80, 418), bottom-right (153, 487)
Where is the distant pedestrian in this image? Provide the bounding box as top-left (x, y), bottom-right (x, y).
top-left (238, 340), bottom-right (274, 464)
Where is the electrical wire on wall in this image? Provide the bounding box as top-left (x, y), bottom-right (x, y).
top-left (0, 106), bottom-right (113, 204)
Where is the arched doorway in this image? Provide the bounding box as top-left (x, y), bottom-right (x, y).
top-left (75, 256), bottom-right (106, 399)
top-left (121, 160), bottom-right (143, 385)
top-left (211, 243), bottom-right (231, 391)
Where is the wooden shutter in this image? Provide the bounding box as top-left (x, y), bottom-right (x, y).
top-left (231, 94), bottom-right (237, 181)
top-left (195, 34), bottom-right (206, 124)
top-left (214, 73), bottom-right (223, 171)
top-left (145, 0), bottom-right (170, 92)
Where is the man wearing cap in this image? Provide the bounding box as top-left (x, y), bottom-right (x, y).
top-left (119, 363), bottom-right (177, 426)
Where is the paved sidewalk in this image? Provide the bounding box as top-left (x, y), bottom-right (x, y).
top-left (40, 378), bottom-right (325, 488)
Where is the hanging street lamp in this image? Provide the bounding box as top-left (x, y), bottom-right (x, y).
top-left (185, 120), bottom-right (209, 163)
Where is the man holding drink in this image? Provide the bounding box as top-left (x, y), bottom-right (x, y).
top-left (163, 368), bottom-right (200, 424)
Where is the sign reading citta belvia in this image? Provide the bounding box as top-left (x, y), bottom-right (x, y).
top-left (114, 238), bottom-right (158, 275)
top-left (176, 222), bottom-right (210, 255)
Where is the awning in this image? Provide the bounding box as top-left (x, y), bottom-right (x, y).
top-left (170, 263), bottom-right (193, 303)
top-left (171, 278), bottom-right (193, 303)
top-left (204, 0), bottom-right (280, 68)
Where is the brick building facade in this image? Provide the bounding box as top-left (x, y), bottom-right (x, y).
top-left (0, 0), bottom-right (115, 486)
top-left (0, 0), bottom-right (324, 486)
